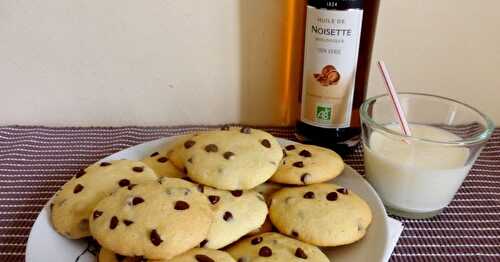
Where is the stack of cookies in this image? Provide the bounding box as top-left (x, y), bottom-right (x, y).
top-left (50, 126), bottom-right (372, 261)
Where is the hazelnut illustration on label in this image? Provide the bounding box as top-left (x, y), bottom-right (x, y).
top-left (313, 65), bottom-right (340, 86)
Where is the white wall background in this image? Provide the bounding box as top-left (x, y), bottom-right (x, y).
top-left (1, 0), bottom-right (499, 126)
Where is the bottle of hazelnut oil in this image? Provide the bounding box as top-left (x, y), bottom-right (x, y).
top-left (296, 0), bottom-right (380, 155)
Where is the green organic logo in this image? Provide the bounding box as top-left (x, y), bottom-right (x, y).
top-left (316, 105), bottom-right (332, 121)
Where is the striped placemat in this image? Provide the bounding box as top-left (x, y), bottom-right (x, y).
top-left (0, 126), bottom-right (499, 261)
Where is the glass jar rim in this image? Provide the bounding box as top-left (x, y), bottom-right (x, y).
top-left (360, 92), bottom-right (495, 146)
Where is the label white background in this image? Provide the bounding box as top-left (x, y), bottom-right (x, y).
top-left (301, 7), bottom-right (363, 128)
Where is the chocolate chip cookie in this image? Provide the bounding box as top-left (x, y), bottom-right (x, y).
top-left (50, 160), bottom-right (157, 239)
top-left (142, 150), bottom-right (184, 179)
top-left (226, 232), bottom-right (329, 261)
top-left (89, 179), bottom-right (214, 260)
top-left (271, 143), bottom-right (344, 185)
top-left (169, 127), bottom-right (283, 190)
top-left (198, 186), bottom-right (268, 249)
top-left (269, 183), bottom-right (372, 246)
top-left (165, 248), bottom-right (236, 262)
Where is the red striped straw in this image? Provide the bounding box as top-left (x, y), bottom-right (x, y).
top-left (377, 61), bottom-right (412, 136)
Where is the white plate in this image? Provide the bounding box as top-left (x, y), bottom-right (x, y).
top-left (26, 136), bottom-right (390, 262)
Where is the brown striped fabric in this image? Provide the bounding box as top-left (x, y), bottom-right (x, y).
top-left (0, 126), bottom-right (499, 261)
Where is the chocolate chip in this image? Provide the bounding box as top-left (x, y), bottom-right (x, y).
top-left (199, 239), bottom-right (208, 247)
top-left (251, 236), bottom-right (263, 245)
top-left (221, 125), bottom-right (230, 131)
top-left (150, 229), bottom-right (163, 246)
top-left (292, 161), bottom-right (304, 168)
top-left (282, 149), bottom-right (287, 157)
top-left (240, 127), bottom-right (251, 134)
top-left (109, 216), bottom-right (119, 229)
top-left (300, 173), bottom-right (311, 184)
top-left (174, 201), bottom-right (190, 210)
top-left (115, 254), bottom-right (126, 262)
top-left (299, 150), bottom-right (312, 157)
top-left (183, 167), bottom-right (188, 173)
top-left (132, 197), bottom-right (144, 206)
top-left (118, 179), bottom-right (130, 187)
top-left (259, 246), bottom-right (272, 257)
top-left (187, 157), bottom-right (193, 163)
top-left (208, 195), bottom-right (220, 205)
top-left (195, 254), bottom-right (214, 262)
top-left (157, 157), bottom-right (168, 163)
top-left (150, 152), bottom-right (159, 157)
top-left (295, 248), bottom-right (308, 259)
top-left (261, 139), bottom-right (271, 148)
top-left (132, 166), bottom-right (144, 172)
top-left (184, 140), bottom-right (196, 149)
top-left (197, 184), bottom-right (204, 193)
top-left (123, 219), bottom-right (134, 226)
top-left (100, 162), bottom-right (111, 167)
top-left (223, 151), bottom-right (235, 160)
top-left (291, 231), bottom-right (299, 237)
top-left (75, 169), bottom-right (86, 178)
top-left (337, 188), bottom-right (349, 195)
top-left (231, 190), bottom-right (243, 197)
top-left (73, 184), bottom-right (84, 194)
top-left (285, 145), bottom-right (296, 151)
top-left (303, 191), bottom-right (315, 199)
top-left (127, 184), bottom-right (137, 190)
top-left (93, 210), bottom-right (103, 220)
top-left (223, 211), bottom-right (233, 221)
top-left (204, 144), bottom-right (218, 153)
top-left (326, 192), bottom-right (338, 201)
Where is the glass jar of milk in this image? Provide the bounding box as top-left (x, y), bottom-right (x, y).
top-left (360, 93), bottom-right (494, 219)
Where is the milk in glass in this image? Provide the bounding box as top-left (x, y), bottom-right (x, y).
top-left (364, 124), bottom-right (473, 214)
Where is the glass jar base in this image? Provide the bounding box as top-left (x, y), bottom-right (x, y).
top-left (386, 206), bottom-right (443, 219)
